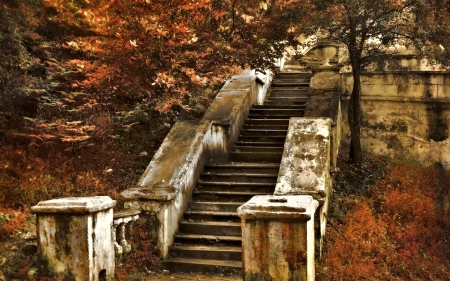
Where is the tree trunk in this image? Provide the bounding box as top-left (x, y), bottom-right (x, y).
top-left (348, 59), bottom-right (362, 165)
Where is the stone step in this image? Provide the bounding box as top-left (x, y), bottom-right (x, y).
top-left (204, 163), bottom-right (280, 174)
top-left (163, 257), bottom-right (242, 273)
top-left (168, 245), bottom-right (242, 261)
top-left (235, 140), bottom-right (285, 147)
top-left (243, 119), bottom-right (290, 126)
top-left (276, 72), bottom-right (312, 79)
top-left (236, 135), bottom-right (287, 143)
top-left (266, 94), bottom-right (308, 100)
top-left (271, 82), bottom-right (310, 87)
top-left (263, 100), bottom-right (307, 106)
top-left (173, 233), bottom-right (242, 247)
top-left (183, 209), bottom-right (240, 222)
top-left (232, 146), bottom-right (283, 154)
top-left (179, 221), bottom-right (241, 236)
top-left (268, 92), bottom-right (309, 98)
top-left (249, 108), bottom-right (305, 116)
top-left (200, 172), bottom-right (278, 183)
top-left (188, 201), bottom-right (243, 212)
top-left (273, 77), bottom-right (310, 82)
top-left (230, 151), bottom-right (283, 163)
top-left (239, 129), bottom-right (288, 137)
top-left (196, 181), bottom-right (275, 192)
top-left (192, 190), bottom-right (273, 202)
top-left (252, 105), bottom-right (306, 110)
top-left (242, 124), bottom-right (288, 130)
top-left (247, 114), bottom-right (303, 119)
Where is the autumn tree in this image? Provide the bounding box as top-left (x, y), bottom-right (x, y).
top-left (294, 0), bottom-right (450, 165)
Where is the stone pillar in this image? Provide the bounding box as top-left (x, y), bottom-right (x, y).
top-left (237, 195), bottom-right (319, 281)
top-left (310, 66), bottom-right (340, 90)
top-left (31, 196), bottom-right (116, 281)
top-left (275, 117), bottom-right (333, 257)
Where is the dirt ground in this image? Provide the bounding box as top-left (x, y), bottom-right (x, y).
top-left (133, 271), bottom-right (242, 281)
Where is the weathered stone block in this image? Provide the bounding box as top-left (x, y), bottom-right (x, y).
top-left (274, 118), bottom-right (332, 201)
top-left (237, 195), bottom-right (319, 281)
top-left (310, 69), bottom-right (339, 90)
top-left (31, 196), bottom-right (116, 281)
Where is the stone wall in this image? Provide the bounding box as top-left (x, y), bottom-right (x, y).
top-left (340, 70), bottom-right (450, 166)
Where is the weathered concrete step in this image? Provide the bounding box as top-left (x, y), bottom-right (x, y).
top-left (249, 108), bottom-right (305, 116)
top-left (204, 163), bottom-right (280, 174)
top-left (252, 105), bottom-right (306, 110)
top-left (263, 99), bottom-right (307, 104)
top-left (243, 119), bottom-right (289, 126)
top-left (266, 95), bottom-right (308, 100)
top-left (247, 114), bottom-right (303, 119)
top-left (239, 129), bottom-right (287, 137)
top-left (188, 201), bottom-right (243, 212)
top-left (272, 77), bottom-right (310, 82)
top-left (192, 190), bottom-right (273, 202)
top-left (268, 94), bottom-right (308, 99)
top-left (235, 141), bottom-right (285, 147)
top-left (270, 86), bottom-right (310, 90)
top-left (236, 135), bottom-right (286, 142)
top-left (269, 89), bottom-right (309, 94)
top-left (233, 146), bottom-right (283, 153)
top-left (179, 221), bottom-right (241, 236)
top-left (197, 181), bottom-right (275, 192)
top-left (230, 151), bottom-right (282, 163)
top-left (271, 82), bottom-right (310, 87)
top-left (184, 209), bottom-right (237, 216)
top-left (200, 172), bottom-right (278, 183)
top-left (168, 245), bottom-right (242, 261)
top-left (163, 257), bottom-right (242, 273)
top-left (242, 124), bottom-right (288, 130)
top-left (197, 180), bottom-right (275, 187)
top-left (173, 234), bottom-right (242, 247)
top-left (183, 209), bottom-right (239, 222)
top-left (276, 72), bottom-right (312, 78)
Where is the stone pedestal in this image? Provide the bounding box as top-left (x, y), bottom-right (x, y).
top-left (31, 196), bottom-right (116, 281)
top-left (237, 195), bottom-right (319, 281)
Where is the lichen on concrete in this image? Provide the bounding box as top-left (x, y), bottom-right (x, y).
top-left (275, 117), bottom-right (332, 200)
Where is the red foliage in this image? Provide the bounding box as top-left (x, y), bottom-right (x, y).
top-left (319, 159), bottom-right (450, 281)
top-left (0, 206), bottom-right (29, 241)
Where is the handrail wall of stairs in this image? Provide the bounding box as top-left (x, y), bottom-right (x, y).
top-left (121, 70), bottom-right (273, 257)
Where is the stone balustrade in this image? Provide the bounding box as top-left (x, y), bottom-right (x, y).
top-left (113, 209), bottom-right (141, 266)
top-left (121, 70), bottom-right (273, 257)
top-left (31, 196), bottom-right (142, 280)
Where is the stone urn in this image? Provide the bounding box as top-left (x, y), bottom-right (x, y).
top-left (313, 40), bottom-right (338, 66)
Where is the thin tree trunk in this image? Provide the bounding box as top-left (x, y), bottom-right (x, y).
top-left (348, 59), bottom-right (362, 165)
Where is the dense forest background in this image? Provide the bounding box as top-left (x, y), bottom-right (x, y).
top-left (1, 1), bottom-right (450, 280)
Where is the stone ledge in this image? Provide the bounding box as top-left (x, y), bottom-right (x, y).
top-left (122, 120), bottom-right (209, 201)
top-left (30, 196), bottom-right (116, 214)
top-left (237, 195), bottom-right (318, 221)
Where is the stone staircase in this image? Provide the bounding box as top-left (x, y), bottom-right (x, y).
top-left (163, 71), bottom-right (312, 273)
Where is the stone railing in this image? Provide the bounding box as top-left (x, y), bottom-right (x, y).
top-left (238, 117), bottom-right (334, 281)
top-left (121, 70), bottom-right (273, 257)
top-left (113, 209), bottom-right (141, 266)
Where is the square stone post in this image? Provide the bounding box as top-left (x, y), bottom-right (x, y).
top-left (31, 196), bottom-right (116, 281)
top-left (237, 195), bottom-right (319, 281)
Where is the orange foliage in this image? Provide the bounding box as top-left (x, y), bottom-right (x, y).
top-left (319, 159), bottom-right (450, 281)
top-left (0, 206), bottom-right (29, 241)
